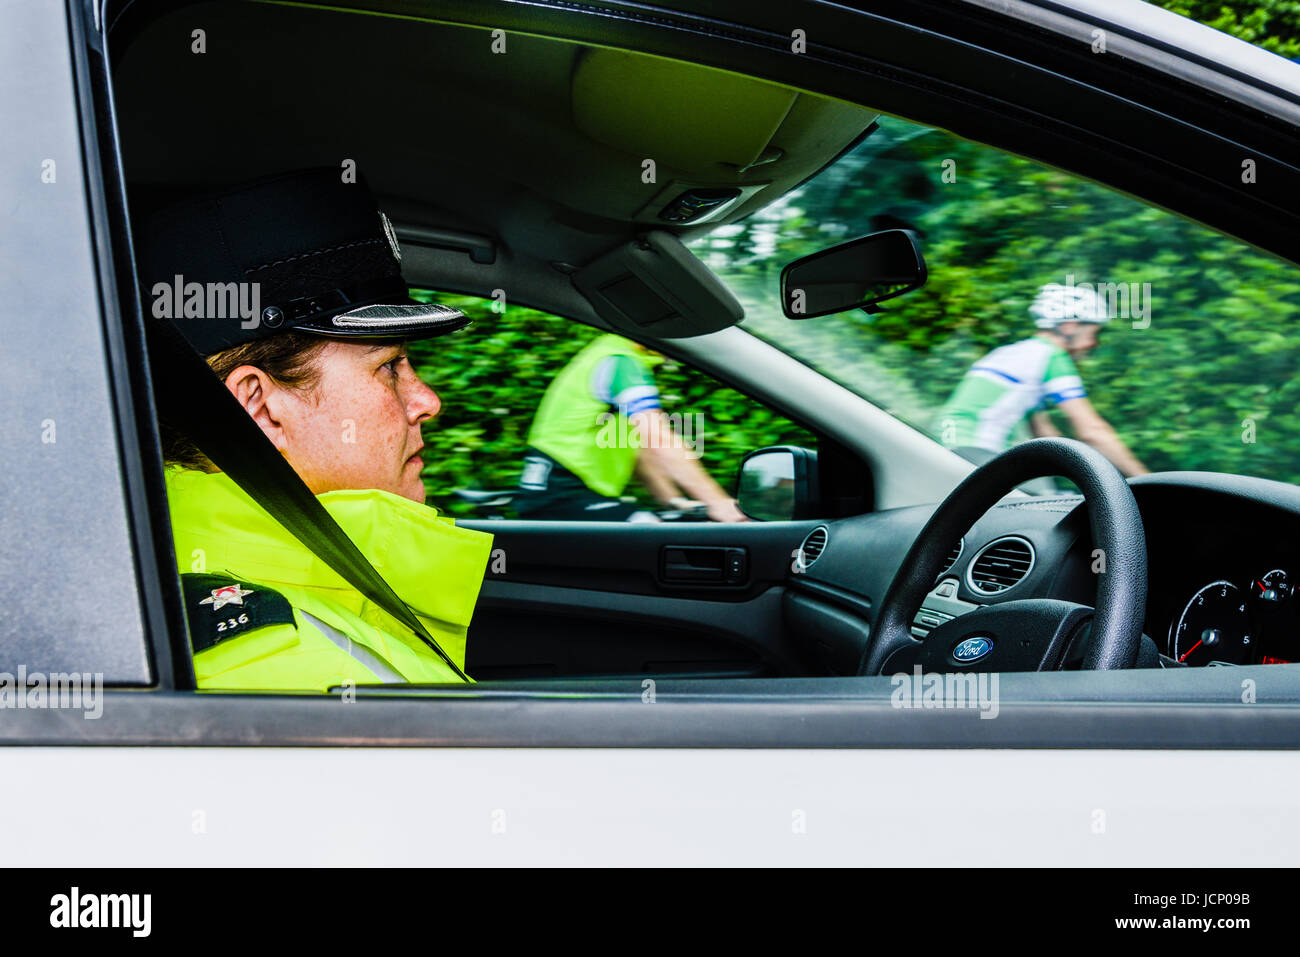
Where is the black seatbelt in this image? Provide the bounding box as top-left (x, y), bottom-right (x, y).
top-left (145, 313), bottom-right (469, 682)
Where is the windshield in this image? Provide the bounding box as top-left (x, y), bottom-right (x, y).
top-left (690, 116), bottom-right (1300, 489)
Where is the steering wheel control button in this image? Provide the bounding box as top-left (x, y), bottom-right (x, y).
top-left (953, 636), bottom-right (994, 664)
top-left (911, 608), bottom-right (956, 637)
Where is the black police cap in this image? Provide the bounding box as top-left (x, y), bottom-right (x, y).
top-left (137, 167), bottom-right (469, 356)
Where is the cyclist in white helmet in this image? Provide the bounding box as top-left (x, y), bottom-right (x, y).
top-left (935, 283), bottom-right (1149, 476)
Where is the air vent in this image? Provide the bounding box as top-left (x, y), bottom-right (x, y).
top-left (939, 538), bottom-right (964, 576)
top-left (966, 536), bottom-right (1035, 595)
top-left (798, 526), bottom-right (829, 568)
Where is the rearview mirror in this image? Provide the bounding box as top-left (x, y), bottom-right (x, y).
top-left (736, 446), bottom-right (819, 521)
top-left (779, 229), bottom-right (926, 319)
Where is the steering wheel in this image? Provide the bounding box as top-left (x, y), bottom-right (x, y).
top-left (857, 438), bottom-right (1147, 675)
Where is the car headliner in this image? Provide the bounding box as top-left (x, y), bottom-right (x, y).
top-left (111, 0), bottom-right (877, 321)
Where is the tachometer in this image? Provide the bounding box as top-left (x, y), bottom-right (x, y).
top-left (1171, 581), bottom-right (1253, 666)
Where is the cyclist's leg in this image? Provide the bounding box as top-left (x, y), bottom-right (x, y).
top-left (515, 451), bottom-right (658, 521)
top-left (517, 489), bottom-right (657, 522)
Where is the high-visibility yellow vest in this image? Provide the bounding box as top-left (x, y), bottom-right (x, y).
top-left (166, 466), bottom-right (493, 691)
top-left (526, 334), bottom-right (662, 497)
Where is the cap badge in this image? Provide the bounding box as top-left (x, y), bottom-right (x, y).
top-left (380, 212), bottom-right (402, 264)
top-left (200, 584), bottom-right (255, 611)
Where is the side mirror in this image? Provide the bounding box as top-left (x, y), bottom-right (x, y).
top-left (779, 228), bottom-right (927, 319)
top-left (736, 446), bottom-right (819, 521)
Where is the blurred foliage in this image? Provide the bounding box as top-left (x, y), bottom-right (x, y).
top-left (692, 115), bottom-right (1300, 486)
top-left (1161, 0), bottom-right (1300, 56)
top-left (407, 290), bottom-right (815, 516)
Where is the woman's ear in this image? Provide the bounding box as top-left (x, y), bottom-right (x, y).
top-left (223, 365), bottom-right (288, 450)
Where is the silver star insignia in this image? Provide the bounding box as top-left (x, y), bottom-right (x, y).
top-left (200, 584), bottom-right (254, 611)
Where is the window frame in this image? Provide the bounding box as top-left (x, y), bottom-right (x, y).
top-left (45, 0), bottom-right (1300, 749)
top-left (71, 0), bottom-right (195, 690)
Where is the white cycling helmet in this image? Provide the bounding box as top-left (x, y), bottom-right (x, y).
top-left (1030, 283), bottom-right (1111, 328)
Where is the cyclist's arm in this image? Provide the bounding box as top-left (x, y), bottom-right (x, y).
top-left (633, 450), bottom-right (681, 505)
top-left (1030, 411), bottom-right (1062, 438)
top-left (1057, 397), bottom-right (1150, 476)
top-left (631, 410), bottom-right (748, 522)
top-left (596, 355), bottom-right (682, 507)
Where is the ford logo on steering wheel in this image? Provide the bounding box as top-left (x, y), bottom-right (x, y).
top-left (953, 636), bottom-right (993, 663)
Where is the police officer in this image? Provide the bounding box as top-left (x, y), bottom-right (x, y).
top-left (139, 168), bottom-right (493, 691)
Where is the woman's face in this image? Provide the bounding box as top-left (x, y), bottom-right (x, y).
top-left (224, 339), bottom-right (440, 503)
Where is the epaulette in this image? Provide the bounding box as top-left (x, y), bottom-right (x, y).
top-left (181, 574), bottom-right (297, 654)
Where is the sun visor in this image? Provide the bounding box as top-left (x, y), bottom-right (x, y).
top-left (572, 231), bottom-right (744, 339)
top-left (572, 49), bottom-right (797, 173)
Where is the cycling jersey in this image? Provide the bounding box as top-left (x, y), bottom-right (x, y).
top-left (526, 334), bottom-right (663, 497)
top-left (592, 353), bottom-right (662, 418)
top-left (936, 337), bottom-right (1086, 452)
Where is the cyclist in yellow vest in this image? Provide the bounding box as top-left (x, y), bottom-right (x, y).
top-left (139, 169), bottom-right (493, 691)
top-left (517, 333), bottom-right (748, 522)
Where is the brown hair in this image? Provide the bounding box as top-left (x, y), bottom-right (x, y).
top-left (160, 331), bottom-right (330, 470)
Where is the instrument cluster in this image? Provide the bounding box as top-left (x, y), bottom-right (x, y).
top-left (1167, 569), bottom-right (1298, 665)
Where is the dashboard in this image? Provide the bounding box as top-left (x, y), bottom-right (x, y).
top-left (787, 472), bottom-right (1300, 673)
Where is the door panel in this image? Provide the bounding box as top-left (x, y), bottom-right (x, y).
top-left (462, 520), bottom-right (822, 678)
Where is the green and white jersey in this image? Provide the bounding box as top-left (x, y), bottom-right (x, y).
top-left (935, 337), bottom-right (1086, 451)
